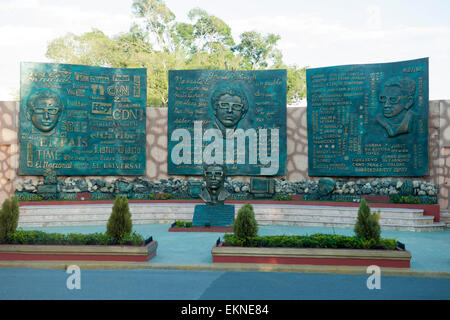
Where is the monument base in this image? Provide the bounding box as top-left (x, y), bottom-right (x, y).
top-left (192, 204), bottom-right (235, 227)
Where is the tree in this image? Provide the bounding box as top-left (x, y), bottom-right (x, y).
top-left (354, 198), bottom-right (381, 244)
top-left (233, 203), bottom-right (258, 240)
top-left (106, 196), bottom-right (133, 244)
top-left (186, 8), bottom-right (235, 54)
top-left (233, 31), bottom-right (282, 70)
top-left (286, 65), bottom-right (307, 103)
top-left (0, 196), bottom-right (19, 243)
top-left (45, 0), bottom-right (307, 106)
top-left (132, 0), bottom-right (176, 52)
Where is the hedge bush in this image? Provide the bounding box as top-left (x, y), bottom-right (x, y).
top-left (232, 203), bottom-right (258, 239)
top-left (174, 220), bottom-right (193, 228)
top-left (223, 233), bottom-right (398, 250)
top-left (354, 198), bottom-right (381, 243)
top-left (5, 230), bottom-right (145, 246)
top-left (0, 196), bottom-right (19, 242)
top-left (106, 195), bottom-right (133, 243)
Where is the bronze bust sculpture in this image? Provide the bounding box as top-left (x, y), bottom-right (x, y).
top-left (199, 163), bottom-right (230, 205)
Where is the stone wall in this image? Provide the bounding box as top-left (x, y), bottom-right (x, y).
top-left (438, 100), bottom-right (450, 209)
top-left (0, 101), bottom-right (19, 203)
top-left (1, 100), bottom-right (449, 208)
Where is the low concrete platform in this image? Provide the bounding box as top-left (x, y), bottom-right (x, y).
top-left (18, 202), bottom-right (446, 231)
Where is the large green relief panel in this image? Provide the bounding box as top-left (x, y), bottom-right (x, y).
top-left (307, 58), bottom-right (429, 177)
top-left (168, 69), bottom-right (287, 176)
top-left (19, 62), bottom-right (147, 175)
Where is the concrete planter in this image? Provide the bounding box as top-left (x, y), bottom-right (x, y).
top-left (212, 243), bottom-right (411, 268)
top-left (0, 241), bottom-right (158, 262)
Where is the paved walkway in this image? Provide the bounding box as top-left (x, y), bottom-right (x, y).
top-left (1, 268), bottom-right (449, 300)
top-left (1, 224), bottom-right (449, 300)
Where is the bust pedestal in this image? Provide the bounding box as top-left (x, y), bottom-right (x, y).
top-left (192, 204), bottom-right (235, 227)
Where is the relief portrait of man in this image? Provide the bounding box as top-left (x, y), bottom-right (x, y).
top-left (376, 76), bottom-right (417, 138)
top-left (210, 85), bottom-right (249, 137)
top-left (26, 89), bottom-right (64, 133)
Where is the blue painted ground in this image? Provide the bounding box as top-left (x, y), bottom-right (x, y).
top-left (1, 224), bottom-right (449, 300)
top-left (17, 224), bottom-right (450, 271)
top-left (0, 268), bottom-right (449, 300)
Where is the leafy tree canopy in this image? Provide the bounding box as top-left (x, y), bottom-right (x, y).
top-left (46, 0), bottom-right (306, 107)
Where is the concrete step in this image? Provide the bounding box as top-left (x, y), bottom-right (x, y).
top-left (19, 203), bottom-right (426, 219)
top-left (255, 214), bottom-right (436, 226)
top-left (439, 212), bottom-right (450, 228)
top-left (17, 203), bottom-right (445, 232)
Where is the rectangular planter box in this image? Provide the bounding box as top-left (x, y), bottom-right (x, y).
top-left (0, 241), bottom-right (158, 262)
top-left (212, 243), bottom-right (411, 268)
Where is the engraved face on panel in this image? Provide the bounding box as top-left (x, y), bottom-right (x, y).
top-left (379, 77), bottom-right (415, 119)
top-left (26, 90), bottom-right (64, 133)
top-left (211, 86), bottom-right (249, 133)
top-left (376, 76), bottom-right (416, 137)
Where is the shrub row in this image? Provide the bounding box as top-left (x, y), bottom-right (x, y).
top-left (4, 230), bottom-right (145, 246)
top-left (223, 233), bottom-right (398, 250)
top-left (173, 220), bottom-right (193, 228)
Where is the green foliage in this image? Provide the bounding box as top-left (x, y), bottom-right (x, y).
top-left (106, 196), bottom-right (133, 244)
top-left (276, 194), bottom-right (292, 201)
top-left (286, 65), bottom-right (307, 104)
top-left (45, 0), bottom-right (307, 106)
top-left (174, 220), bottom-right (193, 228)
top-left (233, 31), bottom-right (281, 69)
top-left (0, 196), bottom-right (20, 243)
top-left (354, 199), bottom-right (381, 243)
top-left (232, 203), bottom-right (258, 239)
top-left (223, 233), bottom-right (398, 250)
top-left (390, 194), bottom-right (421, 204)
top-left (378, 238), bottom-right (398, 250)
top-left (5, 230), bottom-right (144, 246)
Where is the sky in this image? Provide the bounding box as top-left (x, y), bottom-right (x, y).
top-left (0, 0), bottom-right (449, 101)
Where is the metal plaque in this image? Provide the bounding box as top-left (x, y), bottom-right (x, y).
top-left (307, 58), bottom-right (429, 176)
top-left (168, 69), bottom-right (287, 176)
top-left (19, 62), bottom-right (147, 175)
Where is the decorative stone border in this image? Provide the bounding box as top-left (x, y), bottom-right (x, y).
top-left (211, 243), bottom-right (412, 268)
top-left (0, 241), bottom-right (158, 262)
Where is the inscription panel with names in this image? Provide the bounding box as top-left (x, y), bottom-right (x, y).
top-left (306, 58), bottom-right (429, 177)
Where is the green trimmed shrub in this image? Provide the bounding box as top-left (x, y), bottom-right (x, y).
top-left (354, 198), bottom-right (381, 243)
top-left (276, 194), bottom-right (292, 201)
top-left (0, 196), bottom-right (19, 243)
top-left (223, 233), bottom-right (398, 250)
top-left (232, 203), bottom-right (258, 239)
top-left (174, 220), bottom-right (192, 228)
top-left (5, 230), bottom-right (144, 246)
top-left (106, 195), bottom-right (132, 244)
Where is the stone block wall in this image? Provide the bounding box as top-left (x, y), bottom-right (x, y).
top-left (0, 101), bottom-right (19, 203)
top-left (437, 100), bottom-right (450, 209)
top-left (1, 100), bottom-right (449, 208)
